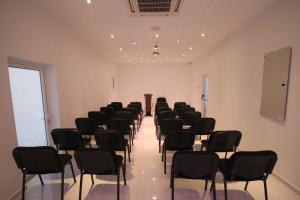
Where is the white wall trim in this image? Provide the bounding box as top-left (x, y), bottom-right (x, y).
top-left (272, 172), bottom-right (300, 196)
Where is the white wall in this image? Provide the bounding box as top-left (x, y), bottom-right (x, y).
top-left (191, 0), bottom-right (300, 191)
top-left (115, 63), bottom-right (192, 109)
top-left (0, 0), bottom-right (115, 199)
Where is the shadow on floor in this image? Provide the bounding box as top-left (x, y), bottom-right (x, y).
top-left (84, 184), bottom-right (129, 200)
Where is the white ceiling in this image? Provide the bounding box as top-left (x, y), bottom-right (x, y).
top-left (36, 0), bottom-right (278, 63)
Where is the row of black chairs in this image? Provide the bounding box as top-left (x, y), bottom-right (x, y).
top-left (13, 101), bottom-right (143, 200)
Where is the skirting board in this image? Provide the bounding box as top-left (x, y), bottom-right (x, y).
top-left (8, 188), bottom-right (22, 200)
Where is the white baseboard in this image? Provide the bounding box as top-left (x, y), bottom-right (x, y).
top-left (8, 188), bottom-right (22, 200)
top-left (272, 172), bottom-right (300, 196)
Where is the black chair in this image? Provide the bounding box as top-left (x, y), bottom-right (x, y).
top-left (75, 118), bottom-right (99, 147)
top-left (162, 131), bottom-right (195, 174)
top-left (95, 130), bottom-right (131, 173)
top-left (157, 97), bottom-right (167, 103)
top-left (13, 146), bottom-right (76, 200)
top-left (74, 149), bottom-right (126, 200)
top-left (182, 111), bottom-right (202, 125)
top-left (88, 111), bottom-right (107, 128)
top-left (159, 119), bottom-right (183, 153)
top-left (111, 102), bottom-right (123, 110)
top-left (173, 102), bottom-right (186, 110)
top-left (177, 107), bottom-right (196, 118)
top-left (219, 151), bottom-right (278, 200)
top-left (107, 119), bottom-right (133, 151)
top-left (128, 103), bottom-right (143, 125)
top-left (201, 130), bottom-right (242, 158)
top-left (156, 110), bottom-right (176, 134)
top-left (191, 118), bottom-right (216, 139)
top-left (171, 151), bottom-right (219, 200)
top-left (114, 111), bottom-right (137, 137)
top-left (154, 106), bottom-right (171, 125)
top-left (100, 106), bottom-right (116, 120)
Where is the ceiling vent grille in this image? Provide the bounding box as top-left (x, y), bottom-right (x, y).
top-left (128, 0), bottom-right (182, 16)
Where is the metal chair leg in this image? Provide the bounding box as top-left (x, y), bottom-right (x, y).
top-left (122, 164), bottom-right (127, 185)
top-left (22, 174), bottom-right (26, 200)
top-left (171, 172), bottom-right (175, 200)
top-left (127, 146), bottom-right (131, 162)
top-left (79, 173), bottom-right (83, 200)
top-left (224, 179), bottom-right (228, 200)
top-left (61, 170), bottom-right (65, 200)
top-left (264, 179), bottom-right (268, 200)
top-left (212, 180), bottom-right (216, 200)
top-left (91, 174), bottom-right (94, 185)
top-left (69, 162), bottom-right (76, 183)
top-left (244, 181), bottom-right (249, 190)
top-left (205, 179), bottom-right (208, 190)
top-left (38, 174), bottom-right (44, 185)
top-left (124, 150), bottom-right (127, 175)
top-left (164, 149), bottom-right (167, 174)
top-left (117, 169), bottom-right (120, 200)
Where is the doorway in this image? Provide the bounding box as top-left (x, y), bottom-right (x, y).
top-left (8, 66), bottom-right (49, 146)
top-left (201, 74), bottom-right (209, 117)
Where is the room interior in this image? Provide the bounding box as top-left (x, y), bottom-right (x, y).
top-left (0, 0), bottom-right (300, 199)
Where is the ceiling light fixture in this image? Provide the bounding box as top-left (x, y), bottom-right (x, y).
top-left (155, 34), bottom-right (159, 38)
top-left (176, 39), bottom-right (180, 43)
top-left (152, 45), bottom-right (160, 57)
top-left (132, 41), bottom-right (136, 45)
top-left (189, 47), bottom-right (193, 50)
top-left (182, 54), bottom-right (185, 57)
top-left (87, 0), bottom-right (92, 4)
top-left (119, 48), bottom-right (123, 51)
top-left (201, 33), bottom-right (205, 37)
top-left (110, 34), bottom-right (114, 39)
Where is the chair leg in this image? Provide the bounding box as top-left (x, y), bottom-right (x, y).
top-left (79, 173), bottom-right (83, 200)
top-left (244, 181), bottom-right (249, 190)
top-left (225, 152), bottom-right (228, 159)
top-left (61, 170), bottom-right (65, 200)
top-left (91, 174), bottom-right (94, 185)
top-left (123, 150), bottom-right (127, 175)
top-left (22, 174), bottom-right (26, 200)
top-left (159, 135), bottom-right (161, 153)
top-left (171, 172), bottom-right (175, 200)
top-left (122, 164), bottom-right (127, 185)
top-left (212, 180), bottom-right (216, 200)
top-left (224, 180), bottom-right (228, 200)
top-left (69, 162), bottom-right (76, 183)
top-left (127, 146), bottom-right (131, 162)
top-left (200, 145), bottom-right (203, 151)
top-left (38, 174), bottom-right (44, 185)
top-left (117, 169), bottom-right (120, 200)
top-left (263, 179), bottom-right (268, 200)
top-left (205, 179), bottom-right (208, 190)
top-left (131, 130), bottom-right (134, 146)
top-left (164, 149), bottom-right (167, 174)
top-left (161, 144), bottom-right (164, 162)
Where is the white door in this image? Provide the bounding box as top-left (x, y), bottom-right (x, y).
top-left (9, 66), bottom-right (48, 146)
top-left (201, 75), bottom-right (209, 117)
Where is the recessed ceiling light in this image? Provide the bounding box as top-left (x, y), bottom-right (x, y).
top-left (152, 196), bottom-right (157, 200)
top-left (155, 34), bottom-right (159, 38)
top-left (182, 54), bottom-right (185, 57)
top-left (87, 0), bottom-right (92, 4)
top-left (201, 33), bottom-right (205, 37)
top-left (119, 48), bottom-right (123, 51)
top-left (124, 54), bottom-right (128, 57)
top-left (110, 34), bottom-right (114, 39)
top-left (132, 41), bottom-right (136, 45)
top-left (189, 47), bottom-right (193, 50)
top-left (176, 39), bottom-right (180, 43)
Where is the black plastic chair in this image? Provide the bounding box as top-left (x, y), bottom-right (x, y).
top-left (88, 111), bottom-right (107, 128)
top-left (177, 107), bottom-right (196, 118)
top-left (111, 102), bottom-right (123, 110)
top-left (156, 111), bottom-right (177, 134)
top-left (159, 119), bottom-right (183, 153)
top-left (114, 111), bottom-right (137, 137)
top-left (191, 118), bottom-right (216, 139)
top-left (95, 130), bottom-right (131, 173)
top-left (157, 97), bottom-right (167, 103)
top-left (128, 103), bottom-right (143, 125)
top-left (171, 151), bottom-right (219, 200)
top-left (219, 151), bottom-right (278, 200)
top-left (107, 119), bottom-right (133, 151)
top-left (74, 149), bottom-right (126, 200)
top-left (182, 111), bottom-right (202, 125)
top-left (162, 131), bottom-right (195, 174)
top-left (75, 118), bottom-right (99, 147)
top-left (12, 146), bottom-right (76, 200)
top-left (100, 106), bottom-right (116, 120)
top-left (201, 130), bottom-right (242, 158)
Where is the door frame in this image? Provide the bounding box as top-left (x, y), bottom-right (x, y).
top-left (8, 59), bottom-right (50, 145)
top-left (201, 74), bottom-right (209, 117)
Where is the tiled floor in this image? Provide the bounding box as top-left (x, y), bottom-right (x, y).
top-left (24, 117), bottom-right (300, 200)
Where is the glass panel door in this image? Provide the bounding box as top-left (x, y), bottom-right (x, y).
top-left (8, 67), bottom-right (48, 146)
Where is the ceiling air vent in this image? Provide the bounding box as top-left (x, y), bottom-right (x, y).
top-left (128, 0), bottom-right (183, 16)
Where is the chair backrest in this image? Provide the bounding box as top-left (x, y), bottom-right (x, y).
top-left (75, 118), bottom-right (98, 135)
top-left (207, 130), bottom-right (242, 152)
top-left (107, 118), bottom-right (131, 134)
top-left (226, 151), bottom-right (278, 181)
top-left (172, 151), bottom-right (219, 179)
top-left (157, 97), bottom-right (167, 103)
top-left (88, 111), bottom-right (107, 126)
top-left (123, 107), bottom-right (139, 117)
top-left (157, 111), bottom-right (176, 125)
top-left (114, 111), bottom-right (134, 121)
top-left (160, 119), bottom-right (183, 134)
top-left (183, 111), bottom-right (202, 125)
top-left (165, 131), bottom-right (195, 149)
top-left (100, 106), bottom-right (115, 119)
top-left (192, 118), bottom-right (216, 135)
top-left (13, 146), bottom-right (61, 174)
top-left (51, 128), bottom-right (84, 150)
top-left (173, 102), bottom-right (186, 110)
top-left (111, 102), bottom-right (123, 110)
top-left (95, 130), bottom-right (125, 150)
top-left (128, 104), bottom-right (142, 113)
top-left (177, 107), bottom-right (196, 117)
top-left (130, 101), bottom-right (142, 108)
top-left (74, 149), bottom-right (117, 174)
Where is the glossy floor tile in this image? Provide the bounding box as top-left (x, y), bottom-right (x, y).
top-left (24, 117), bottom-right (300, 200)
